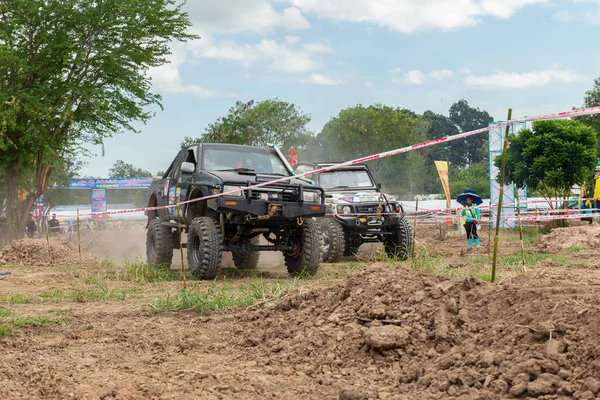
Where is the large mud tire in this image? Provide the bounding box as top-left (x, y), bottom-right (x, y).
top-left (285, 218), bottom-right (321, 277)
top-left (146, 219), bottom-right (174, 266)
top-left (320, 219), bottom-right (345, 263)
top-left (384, 217), bottom-right (412, 261)
top-left (187, 217), bottom-right (223, 280)
top-left (232, 236), bottom-right (260, 270)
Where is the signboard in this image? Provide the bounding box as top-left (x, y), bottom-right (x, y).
top-left (52, 177), bottom-right (153, 190)
top-left (91, 189), bottom-right (107, 213)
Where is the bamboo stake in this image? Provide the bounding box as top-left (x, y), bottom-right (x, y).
top-left (514, 187), bottom-right (527, 274)
top-left (77, 208), bottom-right (82, 269)
top-left (176, 205), bottom-right (187, 290)
top-left (491, 108), bottom-right (513, 283)
top-left (488, 200), bottom-right (492, 257)
top-left (411, 197), bottom-right (419, 258)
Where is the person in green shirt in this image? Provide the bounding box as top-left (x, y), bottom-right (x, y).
top-left (460, 194), bottom-right (481, 249)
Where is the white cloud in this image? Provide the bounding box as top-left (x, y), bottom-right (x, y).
top-left (189, 38), bottom-right (333, 73)
top-left (285, 36), bottom-right (301, 44)
top-left (464, 68), bottom-right (588, 88)
top-left (429, 69), bottom-right (454, 80)
top-left (392, 69), bottom-right (454, 85)
top-left (286, 0), bottom-right (546, 33)
top-left (364, 80), bottom-right (373, 88)
top-left (148, 45), bottom-right (216, 97)
top-left (552, 11), bottom-right (573, 21)
top-left (390, 67), bottom-right (402, 74)
top-left (184, 0), bottom-right (310, 34)
top-left (303, 73), bottom-right (342, 85)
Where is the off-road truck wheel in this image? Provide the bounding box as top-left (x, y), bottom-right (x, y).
top-left (146, 219), bottom-right (174, 266)
top-left (232, 236), bottom-right (260, 269)
top-left (384, 216), bottom-right (412, 261)
top-left (320, 219), bottom-right (345, 263)
top-left (187, 217), bottom-right (223, 280)
top-left (343, 233), bottom-right (360, 257)
top-left (285, 218), bottom-right (321, 276)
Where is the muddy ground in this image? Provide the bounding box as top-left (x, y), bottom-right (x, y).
top-left (1, 223), bottom-right (600, 399)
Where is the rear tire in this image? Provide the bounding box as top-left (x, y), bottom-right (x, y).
top-left (232, 236), bottom-right (260, 269)
top-left (384, 217), bottom-right (412, 261)
top-left (320, 219), bottom-right (345, 263)
top-left (187, 217), bottom-right (223, 280)
top-left (285, 218), bottom-right (321, 277)
top-left (146, 219), bottom-right (174, 266)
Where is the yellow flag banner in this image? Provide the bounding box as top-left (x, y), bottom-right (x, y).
top-left (434, 161), bottom-right (451, 209)
top-left (595, 177), bottom-right (600, 201)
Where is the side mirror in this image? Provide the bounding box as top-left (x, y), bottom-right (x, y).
top-left (181, 162), bottom-right (195, 174)
top-left (376, 183), bottom-right (382, 190)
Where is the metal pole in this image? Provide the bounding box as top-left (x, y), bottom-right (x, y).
top-left (411, 197), bottom-right (419, 258)
top-left (514, 187), bottom-right (527, 274)
top-left (491, 108), bottom-right (513, 283)
top-left (176, 205), bottom-right (187, 290)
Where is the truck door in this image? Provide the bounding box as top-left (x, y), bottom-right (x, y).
top-left (167, 147), bottom-right (198, 218)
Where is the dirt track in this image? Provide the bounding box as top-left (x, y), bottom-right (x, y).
top-left (1, 225), bottom-right (600, 399)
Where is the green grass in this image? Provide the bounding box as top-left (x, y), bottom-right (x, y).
top-left (0, 308), bottom-right (69, 336)
top-left (0, 294), bottom-right (31, 305)
top-left (148, 278), bottom-right (296, 314)
top-left (119, 260), bottom-right (190, 283)
top-left (39, 282), bottom-right (142, 303)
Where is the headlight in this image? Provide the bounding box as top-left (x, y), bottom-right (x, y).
top-left (223, 185), bottom-right (244, 197)
top-left (338, 205), bottom-right (352, 215)
top-left (303, 191), bottom-right (321, 203)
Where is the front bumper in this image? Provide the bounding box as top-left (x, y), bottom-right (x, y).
top-left (209, 198), bottom-right (326, 219)
top-left (333, 213), bottom-right (400, 229)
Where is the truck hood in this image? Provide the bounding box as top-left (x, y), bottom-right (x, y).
top-left (204, 171), bottom-right (314, 187)
top-left (327, 191), bottom-right (396, 204)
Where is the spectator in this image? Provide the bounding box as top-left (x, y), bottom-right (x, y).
top-left (26, 215), bottom-right (37, 238)
top-left (49, 214), bottom-right (61, 235)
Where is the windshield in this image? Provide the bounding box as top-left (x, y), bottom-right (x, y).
top-left (202, 146), bottom-right (290, 176)
top-left (320, 170), bottom-right (375, 189)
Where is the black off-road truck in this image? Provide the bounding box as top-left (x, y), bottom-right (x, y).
top-left (295, 163), bottom-right (412, 263)
top-left (146, 144), bottom-right (326, 280)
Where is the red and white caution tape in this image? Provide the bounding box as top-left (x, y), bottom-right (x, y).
top-left (60, 105), bottom-right (600, 218)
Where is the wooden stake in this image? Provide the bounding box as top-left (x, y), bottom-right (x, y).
top-left (411, 197), bottom-right (419, 258)
top-left (491, 108), bottom-right (513, 283)
top-left (514, 187), bottom-right (527, 274)
top-left (45, 215), bottom-right (51, 259)
top-left (77, 208), bottom-right (82, 269)
top-left (176, 205), bottom-right (187, 290)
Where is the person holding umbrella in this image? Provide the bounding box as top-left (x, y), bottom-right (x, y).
top-left (457, 190), bottom-right (482, 249)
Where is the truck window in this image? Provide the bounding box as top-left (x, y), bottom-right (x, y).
top-left (202, 145), bottom-right (289, 176)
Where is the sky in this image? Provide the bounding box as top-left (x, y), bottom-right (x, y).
top-left (80, 0), bottom-right (600, 177)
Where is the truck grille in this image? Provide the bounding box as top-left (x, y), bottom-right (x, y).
top-left (355, 204), bottom-right (381, 214)
top-left (247, 190), bottom-right (297, 202)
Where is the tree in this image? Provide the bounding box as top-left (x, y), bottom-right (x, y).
top-left (0, 0), bottom-right (196, 239)
top-left (320, 104), bottom-right (432, 198)
top-left (449, 100), bottom-right (494, 165)
top-left (497, 120), bottom-right (597, 206)
top-left (422, 111), bottom-right (464, 167)
top-left (449, 162), bottom-right (490, 199)
top-left (581, 77), bottom-right (600, 149)
top-left (181, 99), bottom-right (315, 151)
top-left (109, 160), bottom-right (152, 178)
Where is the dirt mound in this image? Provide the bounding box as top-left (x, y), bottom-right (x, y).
top-left (0, 238), bottom-right (92, 266)
top-left (537, 224), bottom-right (600, 252)
top-left (236, 265), bottom-right (600, 399)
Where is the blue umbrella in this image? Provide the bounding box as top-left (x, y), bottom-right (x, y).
top-left (457, 190), bottom-right (483, 206)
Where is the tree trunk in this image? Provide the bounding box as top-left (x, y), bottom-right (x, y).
top-left (5, 160), bottom-right (38, 241)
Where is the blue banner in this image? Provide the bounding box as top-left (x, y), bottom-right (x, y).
top-left (52, 178), bottom-right (153, 190)
top-left (91, 189), bottom-right (107, 213)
